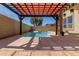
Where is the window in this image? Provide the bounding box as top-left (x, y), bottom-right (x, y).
top-left (68, 16), bottom-right (72, 28)
top-left (64, 18), bottom-right (66, 28)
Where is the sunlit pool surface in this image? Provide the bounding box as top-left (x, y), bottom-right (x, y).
top-left (23, 32), bottom-right (50, 37)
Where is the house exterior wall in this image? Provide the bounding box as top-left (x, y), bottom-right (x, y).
top-left (73, 10), bottom-right (79, 33)
top-left (62, 10), bottom-right (79, 33)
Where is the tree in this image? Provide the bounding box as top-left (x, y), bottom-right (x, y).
top-left (30, 17), bottom-right (43, 27)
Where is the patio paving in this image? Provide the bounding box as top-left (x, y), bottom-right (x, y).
top-left (0, 50), bottom-right (15, 56)
top-left (0, 35), bottom-right (79, 56)
top-left (0, 50), bottom-right (79, 56)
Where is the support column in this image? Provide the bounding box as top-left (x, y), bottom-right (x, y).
top-left (60, 17), bottom-right (63, 35)
top-left (56, 15), bottom-right (58, 35)
top-left (19, 16), bottom-right (24, 35)
top-left (60, 13), bottom-right (63, 35)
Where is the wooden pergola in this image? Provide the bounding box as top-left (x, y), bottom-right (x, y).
top-left (0, 3), bottom-right (69, 35)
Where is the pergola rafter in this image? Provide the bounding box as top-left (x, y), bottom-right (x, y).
top-left (31, 3), bottom-right (35, 15)
top-left (54, 3), bottom-right (67, 14)
top-left (24, 3), bottom-right (31, 15)
top-left (46, 3), bottom-right (53, 14)
top-left (1, 3), bottom-right (67, 16)
top-left (50, 3), bottom-right (60, 15)
top-left (1, 3), bottom-right (20, 16)
top-left (38, 3), bottom-right (39, 15)
top-left (17, 3), bottom-right (27, 15)
top-left (42, 3), bottom-right (46, 15)
top-left (11, 3), bottom-right (24, 15)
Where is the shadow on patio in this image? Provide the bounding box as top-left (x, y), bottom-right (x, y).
top-left (0, 35), bottom-right (21, 49)
top-left (0, 35), bottom-right (79, 51)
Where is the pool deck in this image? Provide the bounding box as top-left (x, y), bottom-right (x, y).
top-left (0, 35), bottom-right (79, 56)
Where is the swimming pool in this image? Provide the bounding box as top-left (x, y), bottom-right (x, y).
top-left (23, 31), bottom-right (50, 37)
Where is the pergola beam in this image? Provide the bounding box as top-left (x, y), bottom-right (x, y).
top-left (20, 15), bottom-right (55, 17)
top-left (11, 3), bottom-right (24, 15)
top-left (1, 3), bottom-right (20, 16)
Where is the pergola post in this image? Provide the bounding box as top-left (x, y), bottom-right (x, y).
top-left (56, 15), bottom-right (58, 35)
top-left (60, 11), bottom-right (63, 35)
top-left (19, 16), bottom-right (24, 35)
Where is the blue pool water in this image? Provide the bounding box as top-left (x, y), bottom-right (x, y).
top-left (23, 32), bottom-right (49, 37)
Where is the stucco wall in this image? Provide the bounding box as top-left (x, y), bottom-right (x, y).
top-left (73, 10), bottom-right (79, 33)
top-left (63, 10), bottom-right (79, 33)
top-left (35, 25), bottom-right (56, 31)
top-left (0, 14), bottom-right (31, 39)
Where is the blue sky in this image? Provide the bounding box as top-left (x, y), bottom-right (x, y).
top-left (0, 4), bottom-right (56, 26)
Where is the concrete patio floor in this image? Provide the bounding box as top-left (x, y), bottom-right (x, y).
top-left (0, 35), bottom-right (79, 56)
top-left (0, 50), bottom-right (79, 56)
